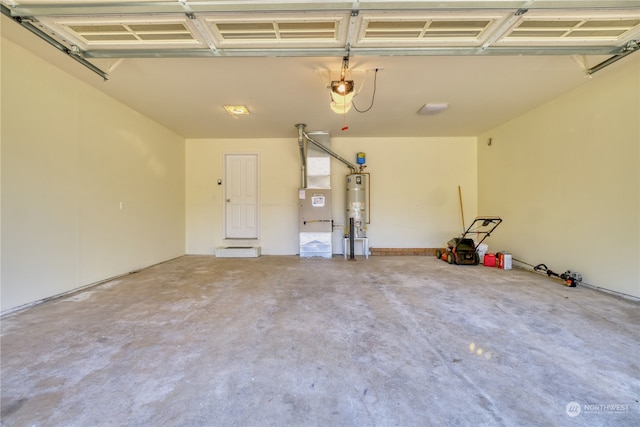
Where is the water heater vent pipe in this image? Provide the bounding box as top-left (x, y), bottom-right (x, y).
top-left (295, 124), bottom-right (358, 173)
top-left (295, 123), bottom-right (307, 188)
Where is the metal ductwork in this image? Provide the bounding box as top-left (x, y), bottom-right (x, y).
top-left (296, 123), bottom-right (307, 189)
top-left (296, 124), bottom-right (334, 259)
top-left (296, 124), bottom-right (358, 179)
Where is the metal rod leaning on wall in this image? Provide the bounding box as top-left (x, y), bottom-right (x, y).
top-left (458, 185), bottom-right (466, 233)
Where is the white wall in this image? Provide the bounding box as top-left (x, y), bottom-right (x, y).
top-left (186, 136), bottom-right (477, 255)
top-left (478, 57), bottom-right (639, 297)
top-left (1, 38), bottom-right (186, 311)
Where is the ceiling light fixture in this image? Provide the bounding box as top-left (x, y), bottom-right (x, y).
top-left (330, 53), bottom-right (354, 114)
top-left (418, 103), bottom-right (449, 115)
top-left (224, 105), bottom-right (250, 116)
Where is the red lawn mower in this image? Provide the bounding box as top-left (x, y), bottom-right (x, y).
top-left (436, 216), bottom-right (502, 265)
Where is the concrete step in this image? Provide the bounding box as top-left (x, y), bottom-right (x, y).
top-left (215, 246), bottom-right (261, 258)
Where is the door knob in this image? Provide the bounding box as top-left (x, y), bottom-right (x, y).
top-left (226, 199), bottom-right (231, 203)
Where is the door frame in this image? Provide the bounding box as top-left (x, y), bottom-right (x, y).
top-left (223, 152), bottom-right (260, 240)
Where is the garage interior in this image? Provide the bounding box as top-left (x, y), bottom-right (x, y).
top-left (1, 0), bottom-right (639, 425)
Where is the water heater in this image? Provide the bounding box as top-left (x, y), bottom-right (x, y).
top-left (346, 173), bottom-right (368, 237)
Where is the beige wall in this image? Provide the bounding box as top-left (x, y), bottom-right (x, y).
top-left (186, 138), bottom-right (300, 255)
top-left (186, 136), bottom-right (477, 255)
top-left (1, 38), bottom-right (186, 311)
top-left (478, 57), bottom-right (639, 297)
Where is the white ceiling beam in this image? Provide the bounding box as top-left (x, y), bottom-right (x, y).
top-left (5, 1), bottom-right (639, 17)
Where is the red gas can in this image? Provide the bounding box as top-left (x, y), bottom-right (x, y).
top-left (484, 253), bottom-right (496, 267)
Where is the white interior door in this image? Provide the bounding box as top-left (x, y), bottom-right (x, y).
top-left (225, 154), bottom-right (258, 239)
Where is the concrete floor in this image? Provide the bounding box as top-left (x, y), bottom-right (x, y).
top-left (1, 255), bottom-right (638, 426)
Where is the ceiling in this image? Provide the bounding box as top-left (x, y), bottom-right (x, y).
top-left (2, 1), bottom-right (639, 138)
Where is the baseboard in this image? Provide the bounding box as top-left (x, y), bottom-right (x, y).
top-left (370, 248), bottom-right (441, 256)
